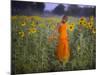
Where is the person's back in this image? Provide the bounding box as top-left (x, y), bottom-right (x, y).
top-left (48, 15), bottom-right (70, 64)
top-left (58, 23), bottom-right (68, 39)
top-left (56, 21), bottom-right (70, 64)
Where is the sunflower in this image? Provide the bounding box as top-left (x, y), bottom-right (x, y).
top-left (79, 17), bottom-right (87, 26)
top-left (21, 22), bottom-right (26, 26)
top-left (18, 31), bottom-right (25, 38)
top-left (82, 21), bottom-right (88, 27)
top-left (79, 20), bottom-right (85, 26)
top-left (92, 28), bottom-right (96, 34)
top-left (87, 22), bottom-right (93, 29)
top-left (28, 28), bottom-right (37, 34)
top-left (68, 23), bottom-right (75, 32)
top-left (78, 20), bottom-right (83, 25)
top-left (80, 17), bottom-right (86, 22)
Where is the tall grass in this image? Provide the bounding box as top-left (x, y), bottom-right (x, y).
top-left (11, 16), bottom-right (96, 74)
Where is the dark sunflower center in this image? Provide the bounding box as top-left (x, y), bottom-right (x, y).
top-left (70, 26), bottom-right (72, 29)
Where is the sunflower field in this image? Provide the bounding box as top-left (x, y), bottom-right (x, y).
top-left (11, 15), bottom-right (96, 74)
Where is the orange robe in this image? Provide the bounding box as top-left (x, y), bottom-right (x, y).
top-left (56, 23), bottom-right (70, 62)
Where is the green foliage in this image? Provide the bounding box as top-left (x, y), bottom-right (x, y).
top-left (11, 16), bottom-right (96, 74)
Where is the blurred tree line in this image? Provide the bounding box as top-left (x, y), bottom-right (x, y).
top-left (11, 1), bottom-right (96, 17)
top-left (11, 1), bottom-right (45, 15)
top-left (52, 4), bottom-right (96, 17)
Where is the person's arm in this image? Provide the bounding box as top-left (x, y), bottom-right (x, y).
top-left (48, 23), bottom-right (60, 42)
top-left (52, 23), bottom-right (60, 35)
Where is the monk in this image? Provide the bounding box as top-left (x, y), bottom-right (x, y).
top-left (48, 15), bottom-right (70, 64)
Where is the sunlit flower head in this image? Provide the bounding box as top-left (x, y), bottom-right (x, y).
top-left (88, 22), bottom-right (93, 29)
top-left (80, 17), bottom-right (86, 22)
top-left (68, 23), bottom-right (75, 32)
top-left (79, 21), bottom-right (83, 25)
top-left (21, 22), bottom-right (26, 26)
top-left (18, 31), bottom-right (25, 38)
top-left (79, 17), bottom-right (87, 26)
top-left (92, 28), bottom-right (96, 34)
top-left (28, 28), bottom-right (37, 34)
top-left (83, 21), bottom-right (88, 28)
